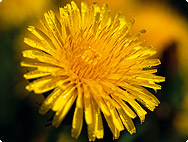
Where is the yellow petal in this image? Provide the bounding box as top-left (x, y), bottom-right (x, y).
top-left (44, 11), bottom-right (63, 50)
top-left (71, 92), bottom-right (84, 138)
top-left (32, 77), bottom-right (62, 94)
top-left (71, 106), bottom-right (83, 139)
top-left (24, 38), bottom-right (55, 55)
top-left (103, 114), bottom-right (120, 139)
top-left (81, 1), bottom-right (89, 28)
top-left (114, 91), bottom-right (147, 123)
top-left (25, 76), bottom-right (52, 92)
top-left (136, 73), bottom-right (165, 83)
top-left (39, 88), bottom-right (62, 114)
top-left (106, 101), bottom-right (124, 131)
top-left (27, 26), bottom-right (56, 50)
top-left (22, 50), bottom-right (59, 66)
top-left (124, 98), bottom-right (147, 123)
top-left (83, 84), bottom-right (93, 125)
top-left (27, 76), bottom-right (67, 94)
top-left (117, 108), bottom-right (136, 134)
top-left (93, 103), bottom-right (104, 139)
top-left (52, 91), bottom-right (77, 127)
top-left (23, 70), bottom-right (51, 79)
top-left (127, 85), bottom-right (160, 111)
top-left (112, 95), bottom-right (136, 119)
top-left (87, 81), bottom-right (111, 116)
top-left (52, 85), bottom-right (76, 112)
top-left (140, 59), bottom-right (161, 68)
top-left (21, 60), bottom-right (57, 68)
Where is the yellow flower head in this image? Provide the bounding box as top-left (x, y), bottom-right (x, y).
top-left (21, 1), bottom-right (165, 141)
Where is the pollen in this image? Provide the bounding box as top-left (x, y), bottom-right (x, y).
top-left (81, 47), bottom-right (101, 65)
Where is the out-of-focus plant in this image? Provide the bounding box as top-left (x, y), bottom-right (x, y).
top-left (174, 93), bottom-right (188, 135)
top-left (0, 0), bottom-right (53, 28)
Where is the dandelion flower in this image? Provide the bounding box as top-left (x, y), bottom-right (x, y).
top-left (21, 1), bottom-right (165, 141)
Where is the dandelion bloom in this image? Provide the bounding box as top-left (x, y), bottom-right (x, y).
top-left (21, 1), bottom-right (165, 141)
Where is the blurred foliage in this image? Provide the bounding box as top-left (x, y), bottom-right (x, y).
top-left (0, 0), bottom-right (188, 142)
top-left (0, 0), bottom-right (54, 29)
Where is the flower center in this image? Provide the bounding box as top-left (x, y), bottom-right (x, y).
top-left (81, 46), bottom-right (101, 65)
